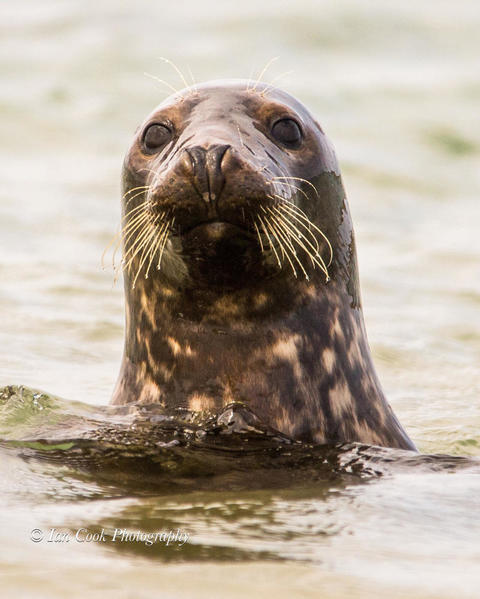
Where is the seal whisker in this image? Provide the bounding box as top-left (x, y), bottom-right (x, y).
top-left (278, 214), bottom-right (327, 275)
top-left (144, 72), bottom-right (183, 98)
top-left (267, 179), bottom-right (309, 201)
top-left (122, 200), bottom-right (151, 220)
top-left (122, 230), bottom-right (154, 274)
top-left (264, 215), bottom-right (298, 278)
top-left (157, 216), bottom-right (175, 270)
top-left (121, 207), bottom-right (152, 231)
top-left (144, 226), bottom-right (165, 280)
top-left (132, 213), bottom-right (170, 287)
top-left (157, 57), bottom-right (191, 90)
top-left (122, 209), bottom-right (160, 246)
top-left (274, 165), bottom-right (297, 199)
top-left (103, 204), bottom-right (153, 272)
top-left (124, 191), bottom-right (150, 208)
top-left (124, 224), bottom-right (161, 284)
top-left (269, 198), bottom-right (320, 255)
top-left (269, 194), bottom-right (333, 275)
top-left (111, 234), bottom-right (125, 272)
top-left (155, 231), bottom-right (169, 272)
top-left (271, 193), bottom-right (332, 260)
top-left (114, 231), bottom-right (146, 283)
top-left (186, 64), bottom-right (197, 89)
top-left (263, 210), bottom-right (307, 279)
top-left (276, 207), bottom-right (330, 276)
top-left (253, 218), bottom-right (265, 253)
top-left (260, 70), bottom-right (294, 97)
top-left (276, 201), bottom-right (333, 267)
top-left (236, 124), bottom-right (244, 148)
top-left (246, 64), bottom-right (255, 91)
top-left (140, 166), bottom-right (169, 188)
top-left (131, 220), bottom-right (162, 289)
top-left (271, 176), bottom-right (319, 198)
top-left (153, 218), bottom-right (171, 261)
top-left (249, 57), bottom-right (279, 92)
top-left (122, 215), bottom-right (160, 271)
top-left (123, 185), bottom-right (150, 197)
top-left (271, 207), bottom-right (329, 280)
top-left (270, 193), bottom-right (309, 218)
top-left (132, 216), bottom-right (170, 279)
top-left (101, 229), bottom-right (121, 270)
top-left (121, 211), bottom-right (153, 244)
top-left (102, 199), bottom-right (151, 270)
top-left (123, 185), bottom-right (151, 201)
top-left (260, 208), bottom-right (287, 260)
top-left (257, 215), bottom-right (282, 268)
top-left (272, 205), bottom-right (321, 257)
top-left (268, 197), bottom-right (317, 244)
top-left (116, 206), bottom-right (159, 269)
top-left (122, 207), bottom-right (152, 231)
top-left (261, 208), bottom-right (300, 277)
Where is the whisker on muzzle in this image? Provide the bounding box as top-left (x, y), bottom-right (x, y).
top-left (251, 194), bottom-right (333, 282)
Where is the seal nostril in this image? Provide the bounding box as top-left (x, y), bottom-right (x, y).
top-left (210, 144), bottom-right (231, 166)
top-left (185, 146), bottom-right (206, 175)
top-left (206, 144), bottom-right (230, 202)
top-left (184, 144), bottom-right (230, 204)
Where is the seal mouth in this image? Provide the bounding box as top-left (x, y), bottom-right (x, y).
top-left (179, 219), bottom-right (254, 240)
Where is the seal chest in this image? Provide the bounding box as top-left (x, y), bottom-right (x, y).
top-left (110, 79), bottom-right (416, 451)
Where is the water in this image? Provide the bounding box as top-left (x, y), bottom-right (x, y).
top-left (1, 1), bottom-right (479, 597)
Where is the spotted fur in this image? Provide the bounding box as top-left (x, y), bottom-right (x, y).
top-left (110, 81), bottom-right (416, 451)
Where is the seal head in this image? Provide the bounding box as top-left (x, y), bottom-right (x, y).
top-left (111, 80), bottom-right (415, 451)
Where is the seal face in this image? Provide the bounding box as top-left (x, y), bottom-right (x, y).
top-left (110, 79), bottom-right (416, 451)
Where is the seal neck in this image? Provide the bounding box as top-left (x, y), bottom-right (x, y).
top-left (113, 276), bottom-right (413, 450)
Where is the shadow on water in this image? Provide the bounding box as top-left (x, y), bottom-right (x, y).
top-left (1, 385), bottom-right (479, 564)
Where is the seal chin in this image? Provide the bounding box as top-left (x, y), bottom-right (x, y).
top-left (179, 219), bottom-right (264, 287)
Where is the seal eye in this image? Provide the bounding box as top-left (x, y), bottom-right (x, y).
top-left (143, 124), bottom-right (172, 152)
top-left (271, 118), bottom-right (302, 146)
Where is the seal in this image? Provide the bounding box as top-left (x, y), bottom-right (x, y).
top-left (110, 79), bottom-right (416, 451)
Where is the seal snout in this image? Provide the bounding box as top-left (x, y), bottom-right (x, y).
top-left (183, 144), bottom-right (231, 204)
top-left (163, 140), bottom-right (272, 236)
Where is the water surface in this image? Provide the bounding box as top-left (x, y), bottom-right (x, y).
top-left (0, 1), bottom-right (479, 597)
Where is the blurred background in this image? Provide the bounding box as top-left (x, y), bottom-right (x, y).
top-left (1, 2), bottom-right (480, 598)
